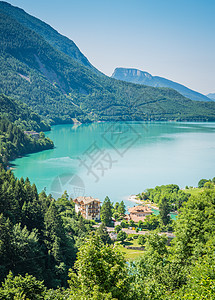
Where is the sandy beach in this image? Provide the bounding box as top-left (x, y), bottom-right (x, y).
top-left (127, 195), bottom-right (159, 210)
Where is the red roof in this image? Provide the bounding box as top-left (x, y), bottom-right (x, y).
top-left (128, 205), bottom-right (152, 214)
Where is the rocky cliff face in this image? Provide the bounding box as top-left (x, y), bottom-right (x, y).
top-left (112, 68), bottom-right (212, 102)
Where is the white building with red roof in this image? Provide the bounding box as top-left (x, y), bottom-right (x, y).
top-left (73, 196), bottom-right (101, 221)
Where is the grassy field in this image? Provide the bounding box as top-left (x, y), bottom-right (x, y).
top-left (117, 237), bottom-right (145, 260)
top-left (183, 187), bottom-right (204, 197)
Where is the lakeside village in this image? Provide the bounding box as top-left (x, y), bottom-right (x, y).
top-left (73, 192), bottom-right (176, 250)
top-left (72, 178), bottom-right (215, 250)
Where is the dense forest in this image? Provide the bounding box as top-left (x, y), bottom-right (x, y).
top-left (0, 4), bottom-right (215, 124)
top-left (0, 168), bottom-right (215, 299)
top-left (0, 167), bottom-right (94, 289)
top-left (0, 94), bottom-right (50, 132)
top-left (0, 93), bottom-right (54, 166)
top-left (0, 119), bottom-right (53, 166)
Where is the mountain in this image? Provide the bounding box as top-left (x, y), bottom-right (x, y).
top-left (0, 1), bottom-right (101, 75)
top-left (0, 93), bottom-right (50, 131)
top-left (0, 2), bottom-right (215, 122)
top-left (207, 93), bottom-right (215, 101)
top-left (112, 68), bottom-right (212, 102)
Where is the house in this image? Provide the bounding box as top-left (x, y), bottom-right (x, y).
top-left (128, 205), bottom-right (152, 223)
top-left (24, 131), bottom-right (40, 140)
top-left (73, 196), bottom-right (101, 220)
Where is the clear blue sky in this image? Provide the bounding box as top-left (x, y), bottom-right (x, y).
top-left (5, 0), bottom-right (215, 94)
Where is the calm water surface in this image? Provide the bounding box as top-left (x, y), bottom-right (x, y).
top-left (12, 122), bottom-right (215, 208)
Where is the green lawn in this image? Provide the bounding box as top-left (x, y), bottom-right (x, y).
top-left (183, 187), bottom-right (204, 197)
top-left (117, 237), bottom-right (145, 260)
top-left (119, 246), bottom-right (144, 260)
top-left (124, 238), bottom-right (140, 247)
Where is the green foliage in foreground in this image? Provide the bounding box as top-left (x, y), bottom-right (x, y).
top-left (68, 235), bottom-right (131, 300)
top-left (0, 272), bottom-right (46, 300)
top-left (1, 169), bottom-right (215, 299)
top-left (0, 168), bottom-right (94, 288)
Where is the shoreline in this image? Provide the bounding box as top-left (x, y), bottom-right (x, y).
top-left (127, 195), bottom-right (159, 210)
top-left (127, 195), bottom-right (143, 204)
top-left (127, 195), bottom-right (178, 216)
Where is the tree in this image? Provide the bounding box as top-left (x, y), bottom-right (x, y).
top-left (117, 231), bottom-right (127, 243)
top-left (159, 196), bottom-right (171, 226)
top-left (0, 272), bottom-right (46, 300)
top-left (138, 220), bottom-right (144, 229)
top-left (204, 181), bottom-right (214, 189)
top-left (0, 214), bottom-right (15, 279)
top-left (173, 190), bottom-right (215, 262)
top-left (39, 132), bottom-right (45, 139)
top-left (118, 201), bottom-right (126, 216)
top-left (144, 215), bottom-right (160, 230)
top-left (12, 223), bottom-right (42, 278)
top-left (171, 246), bottom-right (215, 299)
top-left (96, 223), bottom-right (111, 245)
top-left (68, 235), bottom-right (130, 300)
top-left (43, 201), bottom-right (76, 287)
top-left (121, 220), bottom-right (129, 228)
top-left (137, 235), bottom-right (146, 246)
top-left (114, 224), bottom-right (122, 233)
top-left (129, 233), bottom-right (169, 299)
top-left (198, 178), bottom-right (209, 188)
top-left (114, 202), bottom-right (119, 211)
top-left (175, 190), bottom-right (189, 210)
top-left (100, 196), bottom-right (112, 226)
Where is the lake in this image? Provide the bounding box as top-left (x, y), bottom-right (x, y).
top-left (12, 121), bottom-right (215, 209)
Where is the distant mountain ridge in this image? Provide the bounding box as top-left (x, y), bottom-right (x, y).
top-left (0, 1), bottom-right (215, 123)
top-left (207, 93), bottom-right (215, 101)
top-left (112, 68), bottom-right (212, 102)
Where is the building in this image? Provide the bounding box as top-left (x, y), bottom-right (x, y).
top-left (128, 205), bottom-right (152, 223)
top-left (73, 196), bottom-right (101, 220)
top-left (24, 131), bottom-right (40, 140)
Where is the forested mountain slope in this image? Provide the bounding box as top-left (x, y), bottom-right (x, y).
top-left (0, 4), bottom-right (215, 122)
top-left (0, 94), bottom-right (50, 131)
top-left (0, 1), bottom-right (101, 75)
top-left (0, 119), bottom-right (53, 166)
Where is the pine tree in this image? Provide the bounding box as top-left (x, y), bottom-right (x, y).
top-left (100, 196), bottom-right (112, 226)
top-left (96, 223), bottom-right (111, 245)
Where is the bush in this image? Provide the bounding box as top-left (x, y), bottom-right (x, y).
top-left (114, 224), bottom-right (122, 233)
top-left (117, 231), bottom-right (127, 243)
top-left (138, 235), bottom-right (146, 246)
top-left (198, 179), bottom-right (209, 188)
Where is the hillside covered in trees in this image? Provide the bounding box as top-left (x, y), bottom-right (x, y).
top-left (0, 94), bottom-right (50, 132)
top-left (0, 119), bottom-right (53, 166)
top-left (0, 2), bottom-right (215, 124)
top-left (0, 167), bottom-right (215, 299)
top-left (0, 167), bottom-right (94, 289)
top-left (0, 93), bottom-right (54, 166)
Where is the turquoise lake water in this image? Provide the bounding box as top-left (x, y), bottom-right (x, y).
top-left (12, 121), bottom-right (215, 210)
